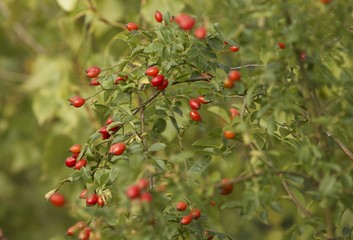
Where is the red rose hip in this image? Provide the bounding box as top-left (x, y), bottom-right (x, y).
top-left (156, 79), bottom-right (169, 90)
top-left (180, 215), bottom-right (193, 225)
top-left (137, 178), bottom-right (149, 190)
top-left (69, 96), bottom-right (85, 108)
top-left (79, 189), bottom-right (89, 199)
top-left (228, 70), bottom-right (241, 81)
top-left (69, 144), bottom-right (82, 154)
top-left (109, 143), bottom-right (126, 155)
top-left (190, 208), bottom-right (201, 219)
top-left (73, 159), bottom-right (87, 170)
top-left (223, 130), bottom-right (236, 139)
top-left (230, 108), bottom-right (240, 119)
top-left (229, 46), bottom-right (239, 52)
top-left (86, 193), bottom-right (98, 206)
top-left (125, 22), bottom-right (139, 31)
top-left (176, 201), bottom-right (188, 211)
top-left (85, 66), bottom-right (101, 78)
top-left (189, 99), bottom-right (201, 110)
top-left (145, 66), bottom-right (160, 76)
top-left (220, 178), bottom-right (234, 195)
top-left (175, 14), bottom-right (196, 31)
top-left (194, 27), bottom-right (207, 40)
top-left (155, 10), bottom-right (163, 23)
top-left (190, 110), bottom-right (202, 122)
top-left (65, 156), bottom-right (76, 168)
top-left (223, 79), bottom-right (234, 88)
top-left (140, 192), bottom-right (152, 202)
top-left (126, 184), bottom-right (141, 200)
top-left (49, 192), bottom-right (66, 207)
top-left (150, 75), bottom-right (164, 87)
top-left (278, 42), bottom-right (286, 49)
top-left (197, 95), bottom-right (210, 104)
top-left (97, 195), bottom-right (105, 207)
top-left (66, 225), bottom-right (77, 236)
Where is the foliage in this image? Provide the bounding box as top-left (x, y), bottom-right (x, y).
top-left (1, 0), bottom-right (353, 240)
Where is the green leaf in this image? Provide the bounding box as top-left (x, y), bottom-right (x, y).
top-left (169, 116), bottom-right (180, 133)
top-left (279, 127), bottom-right (291, 138)
top-left (266, 116), bottom-right (276, 135)
top-left (188, 158), bottom-right (211, 174)
top-left (144, 42), bottom-right (164, 53)
top-left (153, 157), bottom-right (165, 170)
top-left (319, 175), bottom-right (337, 197)
top-left (192, 137), bottom-right (222, 149)
top-left (270, 201), bottom-right (283, 213)
top-left (207, 37), bottom-right (224, 51)
top-left (172, 106), bottom-right (183, 117)
top-left (220, 201), bottom-right (243, 209)
top-left (155, 109), bottom-right (167, 117)
top-left (288, 186), bottom-right (306, 213)
top-left (148, 143), bottom-right (166, 152)
top-left (100, 172), bottom-right (110, 185)
top-left (259, 211), bottom-right (269, 225)
top-left (94, 169), bottom-right (104, 184)
top-left (152, 118), bottom-right (167, 133)
top-left (109, 164), bottom-right (119, 182)
top-left (207, 106), bottom-right (229, 122)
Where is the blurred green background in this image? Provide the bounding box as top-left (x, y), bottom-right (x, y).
top-left (1, 0), bottom-right (352, 239)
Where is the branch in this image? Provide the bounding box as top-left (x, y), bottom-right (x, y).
top-left (213, 169), bottom-right (317, 189)
top-left (131, 75), bottom-right (214, 114)
top-left (132, 90), bottom-right (163, 115)
top-left (326, 130), bottom-right (353, 162)
top-left (230, 64), bottom-right (266, 70)
top-left (281, 180), bottom-right (312, 218)
top-left (98, 16), bottom-right (125, 30)
top-left (137, 94), bottom-right (154, 189)
top-left (87, 0), bottom-right (125, 30)
top-left (172, 76), bottom-right (212, 85)
top-left (214, 171), bottom-right (263, 188)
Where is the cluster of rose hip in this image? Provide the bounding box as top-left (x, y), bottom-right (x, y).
top-left (125, 10), bottom-right (240, 50)
top-left (125, 178), bottom-right (153, 202)
top-left (78, 188), bottom-right (105, 207)
top-left (65, 144), bottom-right (87, 170)
top-left (66, 220), bottom-right (92, 240)
top-left (145, 65), bottom-right (169, 90)
top-left (99, 116), bottom-right (121, 140)
top-left (175, 201), bottom-right (202, 225)
top-left (50, 10), bottom-right (247, 239)
top-left (173, 178), bottom-right (234, 228)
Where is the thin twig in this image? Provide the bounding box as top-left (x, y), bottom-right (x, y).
top-left (326, 130), bottom-right (353, 162)
top-left (87, 0), bottom-right (125, 29)
top-left (172, 76), bottom-right (212, 85)
top-left (230, 64), bottom-right (266, 70)
top-left (132, 90), bottom-right (162, 114)
top-left (137, 94), bottom-right (153, 189)
top-left (98, 16), bottom-right (125, 29)
top-left (131, 75), bottom-right (214, 113)
top-left (281, 180), bottom-right (312, 218)
top-left (214, 171), bottom-right (263, 188)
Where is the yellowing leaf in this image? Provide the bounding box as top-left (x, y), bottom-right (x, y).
top-left (56, 0), bottom-right (78, 12)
